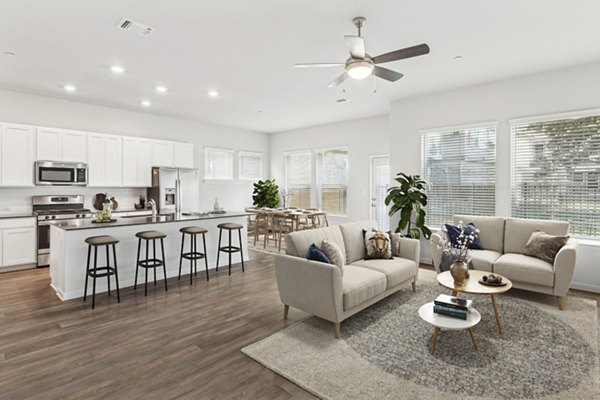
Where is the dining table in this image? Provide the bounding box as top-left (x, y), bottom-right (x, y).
top-left (244, 207), bottom-right (329, 232)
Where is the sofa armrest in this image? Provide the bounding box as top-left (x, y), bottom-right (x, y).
top-left (430, 232), bottom-right (444, 273)
top-left (553, 240), bottom-right (578, 297)
top-left (274, 254), bottom-right (344, 323)
top-left (398, 236), bottom-right (420, 283)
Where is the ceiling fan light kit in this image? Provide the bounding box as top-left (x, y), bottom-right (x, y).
top-left (295, 16), bottom-right (430, 87)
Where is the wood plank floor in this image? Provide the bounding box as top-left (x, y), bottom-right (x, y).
top-left (0, 250), bottom-right (316, 400)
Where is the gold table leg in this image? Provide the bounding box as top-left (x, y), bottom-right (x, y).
top-left (491, 294), bottom-right (503, 334)
top-left (431, 327), bottom-right (440, 354)
top-left (468, 328), bottom-right (478, 350)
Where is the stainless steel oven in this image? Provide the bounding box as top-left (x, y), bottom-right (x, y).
top-left (35, 161), bottom-right (87, 186)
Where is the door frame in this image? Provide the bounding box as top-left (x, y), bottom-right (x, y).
top-left (369, 154), bottom-right (390, 224)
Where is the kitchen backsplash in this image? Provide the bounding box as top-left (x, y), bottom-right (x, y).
top-left (0, 187), bottom-right (147, 214)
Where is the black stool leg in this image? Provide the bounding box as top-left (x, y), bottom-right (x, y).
top-left (144, 239), bottom-right (149, 296)
top-left (84, 245), bottom-right (91, 302)
top-left (105, 245), bottom-right (111, 296)
top-left (228, 229), bottom-right (232, 276)
top-left (179, 233), bottom-right (185, 280)
top-left (112, 243), bottom-right (120, 303)
top-left (202, 233), bottom-right (209, 281)
top-left (153, 239), bottom-right (157, 286)
top-left (92, 245), bottom-right (98, 309)
top-left (238, 228), bottom-right (245, 272)
top-left (189, 234), bottom-right (194, 285)
top-left (134, 238), bottom-right (141, 289)
top-left (216, 228), bottom-right (222, 271)
top-left (161, 238), bottom-right (168, 291)
top-left (193, 234), bottom-right (198, 276)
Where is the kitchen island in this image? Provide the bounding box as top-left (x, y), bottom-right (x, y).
top-left (49, 211), bottom-right (250, 300)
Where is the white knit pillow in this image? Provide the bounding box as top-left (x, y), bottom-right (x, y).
top-left (321, 239), bottom-right (345, 275)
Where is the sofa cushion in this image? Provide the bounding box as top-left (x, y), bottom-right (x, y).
top-left (321, 239), bottom-right (345, 273)
top-left (339, 221), bottom-right (378, 263)
top-left (342, 265), bottom-right (387, 310)
top-left (445, 223), bottom-right (483, 250)
top-left (351, 257), bottom-right (416, 289)
top-left (470, 249), bottom-right (503, 272)
top-left (453, 215), bottom-right (506, 253)
top-left (524, 230), bottom-right (570, 263)
top-left (306, 243), bottom-right (331, 264)
top-left (504, 218), bottom-right (569, 255)
top-left (363, 229), bottom-right (393, 259)
top-left (493, 253), bottom-right (554, 287)
top-left (285, 226), bottom-right (346, 259)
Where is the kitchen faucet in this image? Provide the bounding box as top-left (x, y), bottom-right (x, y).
top-left (148, 198), bottom-right (157, 217)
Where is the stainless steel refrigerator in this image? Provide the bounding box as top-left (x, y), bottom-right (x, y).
top-left (147, 167), bottom-right (200, 214)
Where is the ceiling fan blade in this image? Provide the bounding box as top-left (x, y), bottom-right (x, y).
top-left (372, 43), bottom-right (430, 64)
top-left (327, 72), bottom-right (349, 88)
top-left (344, 35), bottom-right (365, 59)
top-left (373, 66), bottom-right (404, 82)
top-left (294, 63), bottom-right (345, 68)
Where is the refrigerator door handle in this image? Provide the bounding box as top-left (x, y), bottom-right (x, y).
top-left (177, 178), bottom-right (182, 213)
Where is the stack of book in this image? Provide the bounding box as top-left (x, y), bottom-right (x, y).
top-left (433, 294), bottom-right (472, 320)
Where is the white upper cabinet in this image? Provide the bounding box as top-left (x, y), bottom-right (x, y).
top-left (173, 142), bottom-right (194, 168)
top-left (87, 133), bottom-right (106, 187)
top-left (122, 137), bottom-right (152, 187)
top-left (36, 128), bottom-right (87, 163)
top-left (1, 124), bottom-right (35, 187)
top-left (138, 139), bottom-right (153, 187)
top-left (152, 140), bottom-right (174, 167)
top-left (61, 130), bottom-right (87, 162)
top-left (87, 133), bottom-right (122, 187)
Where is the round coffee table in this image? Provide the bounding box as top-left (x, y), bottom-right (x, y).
top-left (418, 302), bottom-right (481, 354)
top-left (437, 270), bottom-right (512, 334)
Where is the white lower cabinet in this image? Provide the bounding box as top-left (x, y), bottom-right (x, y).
top-left (0, 218), bottom-right (36, 268)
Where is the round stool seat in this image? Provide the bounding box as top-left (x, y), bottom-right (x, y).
top-left (135, 230), bottom-right (167, 240)
top-left (217, 222), bottom-right (243, 230)
top-left (180, 226), bottom-right (208, 234)
top-left (85, 235), bottom-right (119, 246)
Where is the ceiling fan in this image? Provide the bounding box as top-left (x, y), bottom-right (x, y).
top-left (294, 17), bottom-right (430, 88)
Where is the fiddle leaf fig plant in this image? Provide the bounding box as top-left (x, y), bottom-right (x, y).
top-left (384, 173), bottom-right (431, 239)
top-left (252, 179), bottom-right (280, 208)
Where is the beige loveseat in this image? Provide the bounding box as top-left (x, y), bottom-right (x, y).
top-left (274, 221), bottom-right (420, 338)
top-left (431, 215), bottom-right (578, 309)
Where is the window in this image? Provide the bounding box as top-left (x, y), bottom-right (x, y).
top-left (204, 147), bottom-right (234, 180)
top-left (421, 124), bottom-right (497, 226)
top-left (238, 151), bottom-right (263, 180)
top-left (317, 147), bottom-right (348, 215)
top-left (511, 112), bottom-right (600, 238)
top-left (285, 151), bottom-right (312, 208)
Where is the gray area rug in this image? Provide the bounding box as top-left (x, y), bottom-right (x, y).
top-left (242, 270), bottom-right (599, 400)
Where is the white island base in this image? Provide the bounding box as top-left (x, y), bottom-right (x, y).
top-left (49, 213), bottom-right (249, 300)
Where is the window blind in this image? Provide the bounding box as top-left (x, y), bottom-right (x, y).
top-left (239, 151), bottom-right (263, 180)
top-left (285, 151), bottom-right (312, 208)
top-left (204, 147), bottom-right (234, 180)
top-left (421, 125), bottom-right (496, 226)
top-left (317, 148), bottom-right (348, 214)
top-left (372, 157), bottom-right (390, 231)
top-left (511, 114), bottom-right (600, 238)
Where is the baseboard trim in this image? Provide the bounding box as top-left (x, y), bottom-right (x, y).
top-left (420, 257), bottom-right (433, 266)
top-left (570, 281), bottom-right (600, 294)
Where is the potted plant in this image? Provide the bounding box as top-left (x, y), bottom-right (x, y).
top-left (384, 173), bottom-right (432, 239)
top-left (252, 179), bottom-right (280, 208)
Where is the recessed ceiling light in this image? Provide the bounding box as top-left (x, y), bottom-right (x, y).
top-left (141, 100), bottom-right (151, 107)
top-left (155, 86), bottom-right (167, 93)
top-left (110, 65), bottom-right (125, 74)
top-left (208, 90), bottom-right (219, 97)
top-left (64, 85), bottom-right (77, 92)
top-left (4, 52), bottom-right (15, 57)
top-left (453, 55), bottom-right (463, 61)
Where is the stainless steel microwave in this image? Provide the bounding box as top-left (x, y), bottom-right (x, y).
top-left (35, 161), bottom-right (88, 186)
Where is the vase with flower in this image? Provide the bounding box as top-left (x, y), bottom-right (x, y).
top-left (444, 222), bottom-right (479, 285)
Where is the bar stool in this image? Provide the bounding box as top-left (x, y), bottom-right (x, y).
top-left (178, 226), bottom-right (209, 284)
top-left (134, 230), bottom-right (168, 296)
top-left (83, 235), bottom-right (120, 309)
top-left (216, 223), bottom-right (245, 275)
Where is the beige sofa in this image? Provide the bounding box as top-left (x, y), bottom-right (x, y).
top-left (430, 215), bottom-right (578, 309)
top-left (274, 221), bottom-right (420, 338)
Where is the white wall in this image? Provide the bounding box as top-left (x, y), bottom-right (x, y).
top-left (270, 115), bottom-right (389, 226)
top-left (0, 89), bottom-right (270, 211)
top-left (388, 61), bottom-right (600, 292)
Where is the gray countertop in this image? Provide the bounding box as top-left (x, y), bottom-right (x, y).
top-left (55, 211), bottom-right (250, 231)
top-left (0, 213), bottom-right (36, 219)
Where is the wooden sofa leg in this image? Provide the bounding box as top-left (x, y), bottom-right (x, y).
top-left (412, 281), bottom-right (416, 293)
top-left (556, 296), bottom-right (565, 310)
top-left (283, 304), bottom-right (289, 319)
top-left (334, 322), bottom-right (341, 339)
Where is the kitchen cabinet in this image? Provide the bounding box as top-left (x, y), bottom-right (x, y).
top-left (87, 133), bottom-right (122, 187)
top-left (87, 133), bottom-right (105, 186)
top-left (152, 140), bottom-right (174, 167)
top-left (123, 137), bottom-right (152, 187)
top-left (138, 139), bottom-right (153, 186)
top-left (36, 128), bottom-right (87, 162)
top-left (0, 217), bottom-right (36, 268)
top-left (173, 142), bottom-right (194, 168)
top-left (1, 124), bottom-right (36, 186)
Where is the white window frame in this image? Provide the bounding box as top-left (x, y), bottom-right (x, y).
top-left (203, 147), bottom-right (234, 181)
top-left (315, 146), bottom-right (349, 216)
top-left (238, 150), bottom-right (263, 181)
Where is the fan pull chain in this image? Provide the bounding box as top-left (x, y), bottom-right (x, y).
top-left (373, 75), bottom-right (377, 94)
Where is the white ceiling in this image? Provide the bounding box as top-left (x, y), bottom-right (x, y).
top-left (1, 1), bottom-right (599, 133)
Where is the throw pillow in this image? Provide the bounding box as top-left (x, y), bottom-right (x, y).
top-left (524, 230), bottom-right (569, 263)
top-left (363, 229), bottom-right (393, 260)
top-left (321, 239), bottom-right (345, 275)
top-left (390, 232), bottom-right (402, 257)
top-left (306, 243), bottom-right (331, 264)
top-left (445, 223), bottom-right (484, 250)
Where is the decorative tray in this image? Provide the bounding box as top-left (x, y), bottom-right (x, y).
top-left (478, 278), bottom-right (507, 287)
top-left (92, 219), bottom-right (117, 223)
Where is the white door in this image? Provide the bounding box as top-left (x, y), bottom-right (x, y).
top-left (87, 133), bottom-right (105, 186)
top-left (122, 137), bottom-right (139, 186)
top-left (137, 139), bottom-right (153, 187)
top-left (2, 227), bottom-right (36, 266)
top-left (370, 156), bottom-right (390, 231)
top-left (152, 140), bottom-right (174, 167)
top-left (173, 142), bottom-right (194, 168)
top-left (36, 128), bottom-right (62, 161)
top-left (1, 124), bottom-right (35, 186)
top-left (103, 135), bottom-right (123, 187)
top-left (61, 130), bottom-right (87, 162)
